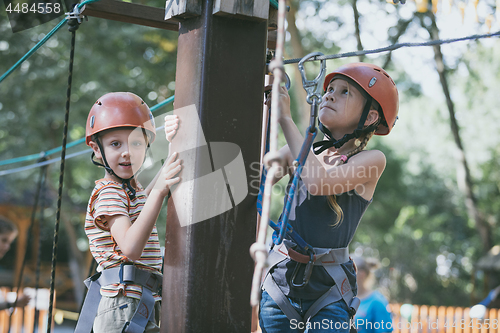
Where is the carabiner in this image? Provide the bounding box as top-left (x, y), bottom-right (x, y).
top-left (291, 250), bottom-right (315, 288)
top-left (298, 52), bottom-right (327, 105)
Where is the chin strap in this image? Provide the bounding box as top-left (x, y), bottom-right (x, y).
top-left (91, 138), bottom-right (138, 199)
top-left (312, 95), bottom-right (375, 155)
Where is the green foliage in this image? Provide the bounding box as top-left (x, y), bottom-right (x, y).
top-left (1, 0), bottom-right (500, 310)
top-left (0, 11), bottom-right (178, 268)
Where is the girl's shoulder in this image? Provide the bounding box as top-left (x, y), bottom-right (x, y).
top-left (349, 149), bottom-right (386, 168)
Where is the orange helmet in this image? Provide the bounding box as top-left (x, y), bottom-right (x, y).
top-left (85, 92), bottom-right (156, 145)
top-left (323, 63), bottom-right (399, 135)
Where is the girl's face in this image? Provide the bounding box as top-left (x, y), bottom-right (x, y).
top-left (319, 78), bottom-right (366, 132)
top-left (93, 128), bottom-right (148, 180)
top-left (0, 231), bottom-right (17, 259)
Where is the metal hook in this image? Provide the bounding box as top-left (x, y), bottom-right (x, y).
top-left (291, 250), bottom-right (315, 288)
top-left (298, 52), bottom-right (326, 105)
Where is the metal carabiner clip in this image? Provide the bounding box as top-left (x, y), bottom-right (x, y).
top-left (291, 250), bottom-right (315, 288)
top-left (298, 52), bottom-right (327, 105)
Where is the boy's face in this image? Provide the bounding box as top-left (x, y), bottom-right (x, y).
top-left (0, 231), bottom-right (17, 259)
top-left (91, 128), bottom-right (148, 180)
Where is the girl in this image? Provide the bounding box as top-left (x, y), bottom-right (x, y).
top-left (259, 63), bottom-right (399, 333)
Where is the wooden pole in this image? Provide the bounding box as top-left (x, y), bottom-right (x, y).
top-left (161, 0), bottom-right (268, 332)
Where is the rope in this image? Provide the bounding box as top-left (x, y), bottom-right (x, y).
top-left (249, 0), bottom-right (287, 307)
top-left (283, 30), bottom-right (500, 65)
top-left (0, 96), bottom-right (174, 167)
top-left (46, 20), bottom-right (78, 333)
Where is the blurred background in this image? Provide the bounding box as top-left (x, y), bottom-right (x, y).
top-left (1, 0), bottom-right (500, 328)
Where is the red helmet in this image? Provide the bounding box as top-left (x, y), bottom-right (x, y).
top-left (323, 63), bottom-right (399, 135)
top-left (85, 92), bottom-right (156, 145)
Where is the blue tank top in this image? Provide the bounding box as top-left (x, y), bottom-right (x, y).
top-left (270, 177), bottom-right (372, 299)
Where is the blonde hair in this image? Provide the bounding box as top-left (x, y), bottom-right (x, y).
top-left (326, 130), bottom-right (376, 226)
top-left (325, 87), bottom-right (381, 227)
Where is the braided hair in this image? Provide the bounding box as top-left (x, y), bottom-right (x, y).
top-left (326, 100), bottom-right (382, 227)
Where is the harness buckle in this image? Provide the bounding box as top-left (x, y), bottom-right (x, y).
top-left (291, 249), bottom-right (315, 288)
top-left (122, 321), bottom-right (130, 333)
top-left (119, 262), bottom-right (136, 284)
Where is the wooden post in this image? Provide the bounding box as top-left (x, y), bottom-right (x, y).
top-left (161, 0), bottom-right (268, 332)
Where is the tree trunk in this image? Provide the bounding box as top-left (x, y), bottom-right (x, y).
top-left (352, 0), bottom-right (364, 62)
top-left (423, 11), bottom-right (492, 254)
top-left (287, 1), bottom-right (310, 127)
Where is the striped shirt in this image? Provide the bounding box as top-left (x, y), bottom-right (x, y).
top-left (85, 179), bottom-right (162, 301)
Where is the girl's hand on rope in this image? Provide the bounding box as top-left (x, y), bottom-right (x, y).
top-left (265, 86), bottom-right (291, 120)
top-left (154, 152), bottom-right (182, 197)
top-left (276, 86), bottom-right (292, 121)
top-left (164, 114), bottom-right (179, 142)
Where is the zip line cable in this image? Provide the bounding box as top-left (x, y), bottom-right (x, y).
top-left (283, 30), bottom-right (500, 65)
top-left (2, 29), bottom-right (499, 167)
top-left (0, 124), bottom-right (167, 176)
top-left (0, 95), bottom-right (174, 167)
top-left (0, 0), bottom-right (100, 85)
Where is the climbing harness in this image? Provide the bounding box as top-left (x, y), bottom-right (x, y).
top-left (74, 263), bottom-right (162, 333)
top-left (262, 240), bottom-right (360, 324)
top-left (252, 48), bottom-right (364, 327)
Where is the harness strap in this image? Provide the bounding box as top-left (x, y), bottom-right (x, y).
top-left (74, 265), bottom-right (162, 333)
top-left (262, 242), bottom-right (360, 325)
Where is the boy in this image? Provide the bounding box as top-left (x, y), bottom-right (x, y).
top-left (76, 92), bottom-right (182, 333)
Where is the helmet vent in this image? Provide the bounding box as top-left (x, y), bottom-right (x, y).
top-left (97, 101), bottom-right (102, 106)
top-left (369, 77), bottom-right (377, 88)
top-left (90, 115), bottom-right (95, 128)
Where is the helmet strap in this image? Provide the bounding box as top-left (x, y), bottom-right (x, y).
top-left (91, 137), bottom-right (137, 199)
top-left (313, 95), bottom-right (375, 155)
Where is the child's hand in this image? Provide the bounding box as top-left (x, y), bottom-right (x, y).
top-left (164, 114), bottom-right (179, 142)
top-left (15, 294), bottom-right (31, 308)
top-left (265, 86), bottom-right (291, 120)
top-left (155, 152), bottom-right (182, 197)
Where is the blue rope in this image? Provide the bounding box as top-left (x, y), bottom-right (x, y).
top-left (274, 129), bottom-right (316, 247)
top-left (256, 108), bottom-right (315, 252)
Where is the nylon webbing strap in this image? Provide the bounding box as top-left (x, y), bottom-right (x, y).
top-left (74, 265), bottom-right (161, 333)
top-left (74, 275), bottom-right (102, 333)
top-left (262, 243), bottom-right (359, 324)
top-left (323, 263), bottom-right (355, 309)
top-left (124, 289), bottom-right (155, 333)
top-left (263, 276), bottom-right (303, 322)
